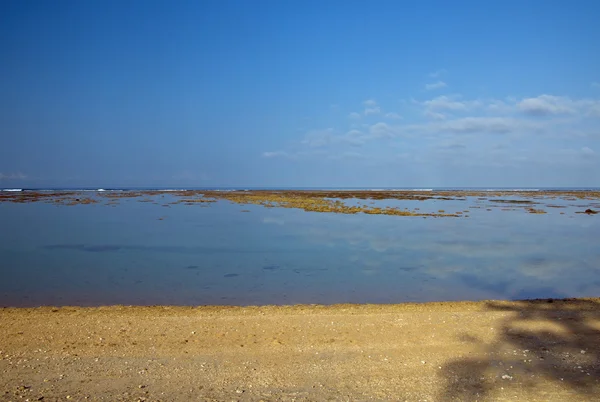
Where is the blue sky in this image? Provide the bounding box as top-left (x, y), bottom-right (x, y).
top-left (1, 0), bottom-right (599, 188)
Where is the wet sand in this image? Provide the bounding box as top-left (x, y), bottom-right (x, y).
top-left (1, 298), bottom-right (599, 401)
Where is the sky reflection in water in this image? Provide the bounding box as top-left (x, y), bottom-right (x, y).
top-left (1, 194), bottom-right (599, 306)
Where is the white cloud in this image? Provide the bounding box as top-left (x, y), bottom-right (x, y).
top-left (435, 140), bottom-right (467, 150)
top-left (422, 95), bottom-right (479, 112)
top-left (518, 95), bottom-right (575, 115)
top-left (301, 128), bottom-right (336, 148)
top-left (547, 147), bottom-right (600, 165)
top-left (424, 110), bottom-right (446, 120)
top-left (417, 94), bottom-right (599, 121)
top-left (429, 69), bottom-right (446, 78)
top-left (298, 128), bottom-right (372, 149)
top-left (369, 122), bottom-right (396, 138)
top-left (588, 103), bottom-right (600, 117)
top-left (518, 95), bottom-right (600, 117)
top-left (487, 99), bottom-right (514, 113)
top-left (406, 116), bottom-right (532, 138)
top-left (582, 146), bottom-right (595, 157)
top-left (361, 99), bottom-right (382, 115)
top-left (262, 151), bottom-right (289, 158)
top-left (437, 117), bottom-right (521, 134)
top-left (0, 172), bottom-right (27, 180)
top-left (425, 81), bottom-right (447, 91)
top-left (263, 217), bottom-right (285, 225)
top-left (342, 129), bottom-right (366, 146)
top-left (363, 99), bottom-right (377, 107)
top-left (384, 112), bottom-right (402, 119)
top-left (364, 106), bottom-right (381, 116)
top-left (265, 93), bottom-right (600, 167)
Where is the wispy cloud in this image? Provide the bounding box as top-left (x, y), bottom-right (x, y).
top-left (412, 115), bottom-right (546, 137)
top-left (348, 112), bottom-right (361, 119)
top-left (429, 69), bottom-right (446, 78)
top-left (581, 146), bottom-right (596, 157)
top-left (364, 106), bottom-right (381, 115)
top-left (328, 151), bottom-right (365, 161)
top-left (384, 112), bottom-right (402, 119)
top-left (421, 95), bottom-right (480, 112)
top-left (301, 128), bottom-right (336, 148)
top-left (487, 99), bottom-right (514, 113)
top-left (425, 81), bottom-right (447, 91)
top-left (545, 147), bottom-right (600, 165)
top-left (263, 93), bottom-right (600, 175)
top-left (424, 110), bottom-right (446, 120)
top-left (369, 122), bottom-right (396, 138)
top-left (362, 99), bottom-right (381, 115)
top-left (262, 151), bottom-right (290, 158)
top-left (343, 130), bottom-right (367, 146)
top-left (363, 99), bottom-right (377, 107)
top-left (592, 82), bottom-right (600, 89)
top-left (518, 95), bottom-right (600, 117)
top-left (435, 140), bottom-right (467, 151)
top-left (437, 117), bottom-right (520, 134)
top-left (518, 95), bottom-right (575, 115)
top-left (298, 128), bottom-right (371, 149)
top-left (0, 172), bottom-right (27, 180)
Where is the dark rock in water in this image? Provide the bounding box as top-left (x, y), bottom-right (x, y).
top-left (224, 273), bottom-right (239, 278)
top-left (186, 265), bottom-right (199, 270)
top-left (262, 265), bottom-right (279, 271)
top-left (577, 209), bottom-right (599, 215)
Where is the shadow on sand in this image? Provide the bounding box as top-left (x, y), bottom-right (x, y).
top-left (441, 298), bottom-right (600, 400)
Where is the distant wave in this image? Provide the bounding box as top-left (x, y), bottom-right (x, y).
top-left (4, 187), bottom-right (596, 193)
top-left (484, 188), bottom-right (540, 192)
top-left (375, 188), bottom-right (434, 191)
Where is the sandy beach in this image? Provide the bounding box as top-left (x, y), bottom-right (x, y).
top-left (1, 298), bottom-right (599, 401)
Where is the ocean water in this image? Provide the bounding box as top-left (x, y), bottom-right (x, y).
top-left (1, 191), bottom-right (599, 306)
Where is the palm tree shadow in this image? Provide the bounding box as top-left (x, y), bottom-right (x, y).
top-left (441, 298), bottom-right (600, 401)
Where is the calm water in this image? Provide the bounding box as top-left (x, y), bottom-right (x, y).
top-left (1, 192), bottom-right (599, 306)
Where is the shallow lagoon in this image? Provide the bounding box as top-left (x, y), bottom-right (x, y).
top-left (1, 191), bottom-right (599, 306)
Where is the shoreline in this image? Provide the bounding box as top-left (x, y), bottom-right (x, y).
top-left (3, 295), bottom-right (600, 311)
top-left (2, 297), bottom-right (599, 400)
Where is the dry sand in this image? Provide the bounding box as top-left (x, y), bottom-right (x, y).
top-left (1, 299), bottom-right (599, 401)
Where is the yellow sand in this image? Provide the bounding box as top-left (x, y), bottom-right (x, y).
top-left (1, 299), bottom-right (599, 401)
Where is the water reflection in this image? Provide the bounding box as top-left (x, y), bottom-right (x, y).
top-left (0, 194), bottom-right (599, 306)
